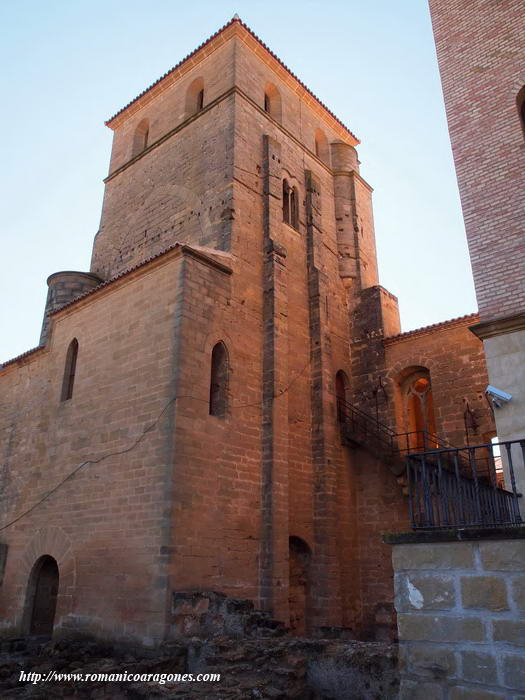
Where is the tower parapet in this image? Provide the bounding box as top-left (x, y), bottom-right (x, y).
top-left (39, 271), bottom-right (102, 345)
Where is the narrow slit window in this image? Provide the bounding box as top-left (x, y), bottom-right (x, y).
top-left (290, 186), bottom-right (299, 229)
top-left (132, 119), bottom-right (149, 157)
top-left (263, 82), bottom-right (282, 122)
top-left (314, 128), bottom-right (329, 164)
top-left (209, 342), bottom-right (229, 417)
top-left (186, 78), bottom-right (205, 117)
top-left (61, 338), bottom-right (78, 401)
top-left (518, 85), bottom-right (525, 137)
top-left (283, 179), bottom-right (290, 225)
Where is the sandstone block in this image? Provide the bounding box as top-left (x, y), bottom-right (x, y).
top-left (461, 650), bottom-right (498, 685)
top-left (393, 543), bottom-right (474, 571)
top-left (493, 620), bottom-right (525, 647)
top-left (480, 541), bottom-right (525, 571)
top-left (397, 574), bottom-right (455, 611)
top-left (408, 643), bottom-right (456, 679)
top-left (397, 613), bottom-right (485, 643)
top-left (461, 576), bottom-right (509, 611)
top-left (512, 577), bottom-right (525, 611)
top-left (503, 653), bottom-right (525, 690)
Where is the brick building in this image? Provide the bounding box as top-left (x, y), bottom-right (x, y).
top-left (0, 17), bottom-right (495, 647)
top-left (428, 0), bottom-right (525, 498)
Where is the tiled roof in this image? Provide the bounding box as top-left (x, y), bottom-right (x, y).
top-left (1, 345), bottom-right (44, 369)
top-left (49, 243), bottom-right (231, 316)
top-left (105, 16), bottom-right (359, 143)
top-left (1, 243), bottom-right (231, 369)
top-left (384, 313), bottom-right (479, 343)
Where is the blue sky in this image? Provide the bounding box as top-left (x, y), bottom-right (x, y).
top-left (0, 0), bottom-right (476, 361)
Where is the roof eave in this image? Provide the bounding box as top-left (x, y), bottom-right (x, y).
top-left (104, 17), bottom-right (359, 146)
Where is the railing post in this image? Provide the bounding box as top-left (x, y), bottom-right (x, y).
top-left (506, 442), bottom-right (523, 525)
top-left (437, 454), bottom-right (449, 528)
top-left (453, 452), bottom-right (465, 526)
top-left (421, 455), bottom-right (433, 527)
top-left (407, 456), bottom-right (415, 528)
top-left (469, 447), bottom-right (482, 525)
top-left (488, 441), bottom-right (500, 525)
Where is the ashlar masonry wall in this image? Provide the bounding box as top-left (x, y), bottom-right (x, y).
top-left (387, 530), bottom-right (525, 699)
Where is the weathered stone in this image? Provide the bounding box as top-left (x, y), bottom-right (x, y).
top-left (511, 577), bottom-right (525, 611)
top-left (397, 614), bottom-right (485, 643)
top-left (397, 574), bottom-right (455, 611)
top-left (493, 620), bottom-right (525, 647)
top-left (408, 643), bottom-right (456, 679)
top-left (0, 636), bottom-right (400, 699)
top-left (503, 653), bottom-right (525, 690)
top-left (461, 650), bottom-right (498, 685)
top-left (449, 687), bottom-right (505, 700)
top-left (461, 576), bottom-right (509, 611)
top-left (393, 543), bottom-right (475, 571)
top-left (400, 679), bottom-right (445, 700)
top-left (480, 541), bottom-right (525, 571)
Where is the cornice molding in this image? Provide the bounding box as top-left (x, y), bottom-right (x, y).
top-left (470, 312), bottom-right (525, 340)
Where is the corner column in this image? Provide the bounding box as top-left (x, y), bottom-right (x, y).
top-left (259, 135), bottom-right (290, 622)
top-left (305, 169), bottom-right (342, 628)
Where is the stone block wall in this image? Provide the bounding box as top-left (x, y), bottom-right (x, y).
top-left (387, 530), bottom-right (525, 698)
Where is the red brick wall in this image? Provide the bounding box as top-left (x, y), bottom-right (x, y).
top-left (384, 317), bottom-right (495, 449)
top-left (428, 0), bottom-right (525, 322)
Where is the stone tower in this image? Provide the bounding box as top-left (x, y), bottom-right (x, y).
top-left (0, 17), bottom-right (496, 647)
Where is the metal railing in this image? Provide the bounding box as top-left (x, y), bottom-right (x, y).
top-left (336, 398), bottom-right (454, 462)
top-left (396, 430), bottom-right (457, 455)
top-left (407, 440), bottom-right (524, 529)
top-left (336, 398), bottom-right (396, 455)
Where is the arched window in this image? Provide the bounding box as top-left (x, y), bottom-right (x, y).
top-left (61, 338), bottom-right (78, 401)
top-left (132, 119), bottom-right (149, 157)
top-left (314, 128), bottom-right (329, 164)
top-left (283, 179), bottom-right (290, 224)
top-left (335, 370), bottom-right (349, 422)
top-left (209, 341), bottom-right (229, 417)
top-left (282, 180), bottom-right (299, 230)
top-left (400, 368), bottom-right (437, 450)
top-left (186, 77), bottom-right (205, 117)
top-left (517, 85), bottom-right (525, 136)
top-left (263, 82), bottom-right (282, 122)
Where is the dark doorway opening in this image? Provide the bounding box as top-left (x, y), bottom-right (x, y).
top-left (289, 536), bottom-right (311, 636)
top-left (28, 556), bottom-right (59, 637)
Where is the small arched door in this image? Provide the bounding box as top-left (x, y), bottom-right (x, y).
top-left (28, 556), bottom-right (59, 637)
top-left (288, 537), bottom-right (311, 636)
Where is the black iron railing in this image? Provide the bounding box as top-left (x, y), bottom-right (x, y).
top-left (336, 398), bottom-right (396, 454)
top-left (336, 398), bottom-right (453, 462)
top-left (396, 430), bottom-right (457, 455)
top-left (407, 440), bottom-right (525, 529)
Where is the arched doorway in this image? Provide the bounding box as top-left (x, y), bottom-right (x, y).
top-left (288, 537), bottom-right (311, 636)
top-left (27, 556), bottom-right (59, 637)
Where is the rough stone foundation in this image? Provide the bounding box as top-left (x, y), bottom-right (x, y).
top-left (0, 635), bottom-right (399, 699)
